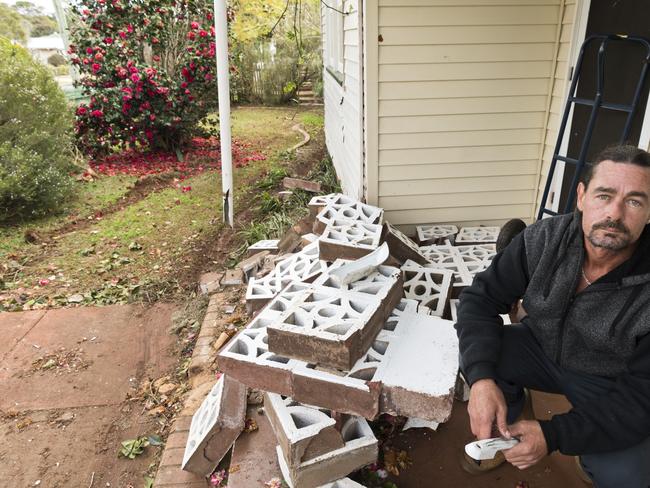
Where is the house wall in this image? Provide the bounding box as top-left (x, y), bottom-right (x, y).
top-left (365, 0), bottom-right (567, 232)
top-left (322, 0), bottom-right (364, 199)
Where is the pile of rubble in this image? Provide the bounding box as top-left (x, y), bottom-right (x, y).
top-left (182, 194), bottom-right (499, 487)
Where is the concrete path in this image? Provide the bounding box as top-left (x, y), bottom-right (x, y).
top-left (0, 304), bottom-right (177, 488)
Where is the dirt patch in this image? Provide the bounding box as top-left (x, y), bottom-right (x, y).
top-left (26, 346), bottom-right (92, 377)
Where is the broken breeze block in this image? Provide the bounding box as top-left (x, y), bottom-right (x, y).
top-left (219, 298), bottom-right (458, 422)
top-left (455, 243), bottom-right (497, 276)
top-left (416, 224), bottom-right (459, 246)
top-left (418, 245), bottom-right (473, 293)
top-left (382, 222), bottom-right (431, 265)
top-left (181, 374), bottom-right (247, 476)
top-left (266, 394), bottom-right (377, 488)
top-left (267, 286), bottom-right (387, 371)
top-left (313, 195), bottom-right (383, 235)
top-left (313, 260), bottom-right (403, 319)
top-left (455, 226), bottom-right (500, 245)
top-left (401, 261), bottom-right (454, 317)
top-left (246, 241), bottom-right (327, 313)
top-left (308, 193), bottom-right (342, 220)
top-left (247, 239), bottom-right (280, 256)
top-left (318, 220), bottom-right (383, 262)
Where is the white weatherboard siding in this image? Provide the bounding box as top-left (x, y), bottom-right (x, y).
top-left (369, 0), bottom-right (565, 228)
top-left (322, 0), bottom-right (364, 199)
top-left (536, 0), bottom-right (579, 213)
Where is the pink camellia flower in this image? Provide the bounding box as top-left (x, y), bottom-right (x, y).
top-left (152, 54), bottom-right (161, 62)
top-left (151, 37), bottom-right (160, 44)
top-left (118, 31), bottom-right (126, 39)
top-left (127, 23), bottom-right (134, 33)
top-left (149, 114), bottom-right (156, 121)
top-left (190, 21), bottom-right (199, 30)
top-left (94, 52), bottom-right (103, 61)
top-left (204, 73), bottom-right (213, 82)
top-left (76, 106), bottom-right (88, 115)
top-left (187, 31), bottom-right (196, 40)
top-left (116, 67), bottom-right (128, 78)
top-left (199, 30), bottom-right (207, 38)
top-left (92, 63), bottom-right (101, 73)
top-left (82, 57), bottom-right (90, 65)
top-left (145, 129), bottom-right (154, 139)
top-left (90, 109), bottom-right (104, 118)
top-left (103, 37), bottom-right (114, 45)
top-left (181, 186), bottom-right (192, 193)
top-left (131, 73), bottom-right (140, 83)
top-left (38, 279), bottom-right (50, 286)
top-left (86, 47), bottom-right (93, 55)
top-left (180, 81), bottom-right (188, 89)
top-left (145, 67), bottom-right (156, 78)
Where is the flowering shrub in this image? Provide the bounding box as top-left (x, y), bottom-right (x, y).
top-left (68, 0), bottom-right (226, 155)
top-left (0, 37), bottom-right (74, 223)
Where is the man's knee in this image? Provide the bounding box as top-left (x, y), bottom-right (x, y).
top-left (580, 438), bottom-right (650, 488)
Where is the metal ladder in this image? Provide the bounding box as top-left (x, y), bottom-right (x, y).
top-left (537, 34), bottom-right (650, 220)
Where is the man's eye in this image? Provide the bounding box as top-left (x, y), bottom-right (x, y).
top-left (627, 199), bottom-right (642, 208)
top-left (596, 194), bottom-right (610, 200)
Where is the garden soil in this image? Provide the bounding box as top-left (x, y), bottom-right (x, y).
top-left (0, 304), bottom-right (177, 488)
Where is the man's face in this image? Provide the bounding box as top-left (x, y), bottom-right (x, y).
top-left (577, 160), bottom-right (650, 252)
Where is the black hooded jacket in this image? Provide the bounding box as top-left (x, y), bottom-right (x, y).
top-left (456, 212), bottom-right (650, 455)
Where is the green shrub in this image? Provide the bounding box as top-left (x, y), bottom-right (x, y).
top-left (0, 37), bottom-right (74, 223)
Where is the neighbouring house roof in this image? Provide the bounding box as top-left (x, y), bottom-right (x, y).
top-left (27, 33), bottom-right (64, 51)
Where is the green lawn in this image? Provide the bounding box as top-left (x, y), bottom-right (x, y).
top-left (0, 106), bottom-right (326, 311)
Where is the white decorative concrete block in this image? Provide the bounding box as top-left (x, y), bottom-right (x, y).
top-left (248, 239), bottom-right (280, 255)
top-left (455, 243), bottom-right (497, 276)
top-left (271, 402), bottom-right (377, 488)
top-left (401, 261), bottom-right (454, 317)
top-left (267, 286), bottom-right (385, 370)
top-left (246, 241), bottom-right (327, 312)
top-left (181, 374), bottom-right (248, 476)
top-left (313, 195), bottom-right (384, 234)
top-left (455, 226), bottom-right (500, 245)
top-left (319, 220), bottom-right (383, 261)
top-left (416, 224), bottom-right (459, 246)
top-left (308, 193), bottom-right (341, 219)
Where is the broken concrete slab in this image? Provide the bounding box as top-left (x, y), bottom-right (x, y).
top-left (454, 226), bottom-right (500, 245)
top-left (283, 177), bottom-right (322, 193)
top-left (382, 223), bottom-right (431, 265)
top-left (270, 399), bottom-right (378, 488)
top-left (402, 417), bottom-right (439, 432)
top-left (227, 405), bottom-right (283, 488)
top-left (301, 233), bottom-right (319, 246)
top-left (400, 262), bottom-right (453, 317)
top-left (376, 313), bottom-right (458, 422)
top-left (278, 228), bottom-right (303, 255)
top-left (266, 286), bottom-right (387, 371)
top-left (181, 374), bottom-right (247, 476)
top-left (246, 242), bottom-right (326, 313)
top-left (416, 224), bottom-right (459, 246)
top-left (199, 271), bottom-right (223, 295)
top-left (239, 250), bottom-right (270, 282)
top-left (222, 268), bottom-right (245, 287)
top-left (313, 195), bottom-right (383, 235)
top-left (248, 239), bottom-right (280, 256)
top-left (318, 220), bottom-right (382, 262)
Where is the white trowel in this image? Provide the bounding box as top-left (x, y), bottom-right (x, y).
top-left (464, 437), bottom-right (520, 460)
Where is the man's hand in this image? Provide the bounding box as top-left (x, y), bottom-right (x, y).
top-left (468, 379), bottom-right (509, 439)
top-left (503, 420), bottom-right (548, 469)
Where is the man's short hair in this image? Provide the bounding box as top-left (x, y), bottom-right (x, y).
top-left (582, 144), bottom-right (650, 188)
